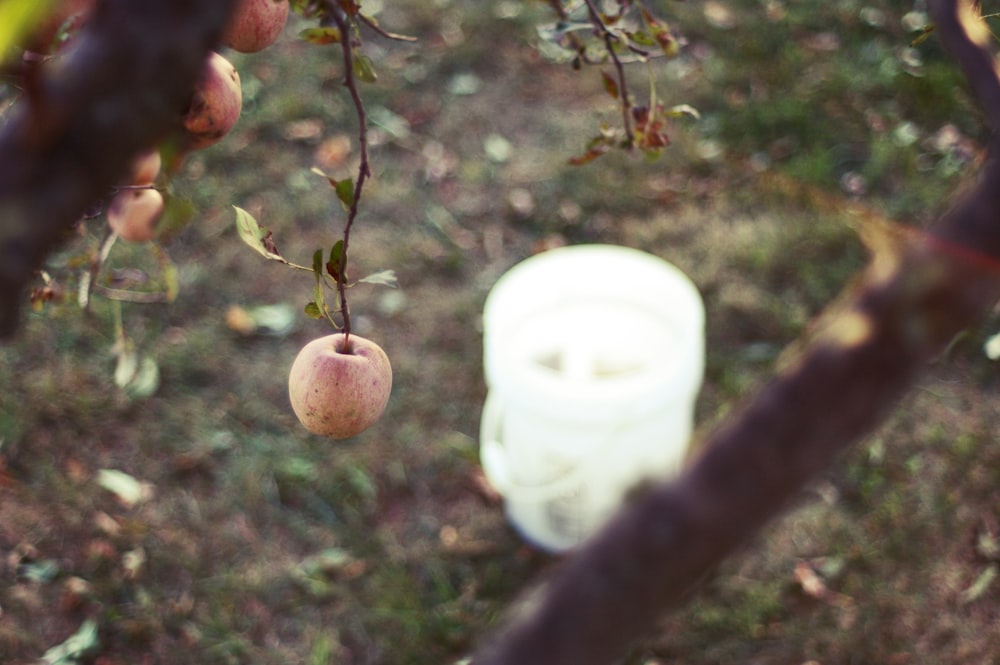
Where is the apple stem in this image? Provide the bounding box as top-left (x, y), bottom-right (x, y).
top-left (331, 5), bottom-right (373, 352)
top-left (338, 333), bottom-right (354, 355)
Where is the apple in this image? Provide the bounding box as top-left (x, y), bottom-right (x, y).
top-left (18, 0), bottom-right (94, 54)
top-left (124, 149), bottom-right (162, 186)
top-left (183, 52), bottom-right (242, 150)
top-left (107, 188), bottom-right (164, 243)
top-left (222, 0), bottom-right (290, 54)
top-left (288, 333), bottom-right (393, 439)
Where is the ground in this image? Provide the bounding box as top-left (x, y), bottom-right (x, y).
top-left (2, 1), bottom-right (999, 664)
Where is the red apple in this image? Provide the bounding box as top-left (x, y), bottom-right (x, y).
top-left (183, 52), bottom-right (242, 150)
top-left (222, 0), bottom-right (290, 53)
top-left (124, 148), bottom-right (162, 186)
top-left (107, 188), bottom-right (164, 243)
top-left (288, 333), bottom-right (393, 439)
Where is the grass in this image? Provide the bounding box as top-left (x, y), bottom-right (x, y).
top-left (3, 1), bottom-right (1000, 663)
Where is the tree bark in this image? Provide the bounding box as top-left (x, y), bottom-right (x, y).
top-left (472, 1), bottom-right (1000, 663)
top-left (0, 0), bottom-right (236, 338)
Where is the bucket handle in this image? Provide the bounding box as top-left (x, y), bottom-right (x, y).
top-left (480, 390), bottom-right (630, 503)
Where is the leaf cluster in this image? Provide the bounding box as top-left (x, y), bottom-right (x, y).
top-left (539, 1), bottom-right (682, 67)
top-left (539, 1), bottom-right (697, 164)
top-left (233, 206), bottom-right (397, 329)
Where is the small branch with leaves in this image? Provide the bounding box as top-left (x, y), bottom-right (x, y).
top-left (233, 205), bottom-right (397, 327)
top-left (539, 0), bottom-right (694, 164)
top-left (327, 3), bottom-right (371, 348)
top-left (236, 2), bottom-right (413, 342)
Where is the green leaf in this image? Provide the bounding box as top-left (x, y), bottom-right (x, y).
top-left (329, 240), bottom-right (344, 269)
top-left (568, 133), bottom-right (614, 166)
top-left (304, 302), bottom-right (323, 319)
top-left (358, 270), bottom-right (399, 288)
top-left (627, 29), bottom-right (657, 47)
top-left (335, 179), bottom-right (355, 209)
top-left (312, 255), bottom-right (327, 312)
top-left (353, 54), bottom-right (378, 83)
top-left (114, 342), bottom-right (139, 389)
top-left (312, 248), bottom-right (324, 276)
top-left (311, 249), bottom-right (327, 307)
top-left (327, 240), bottom-right (347, 282)
top-left (667, 104), bottom-right (701, 120)
top-left (126, 356), bottom-right (160, 400)
top-left (159, 250), bottom-right (180, 302)
top-left (313, 170), bottom-right (356, 211)
top-left (233, 206), bottom-right (285, 262)
top-left (601, 71), bottom-right (619, 100)
top-left (299, 26), bottom-right (341, 45)
top-left (113, 342), bottom-right (160, 399)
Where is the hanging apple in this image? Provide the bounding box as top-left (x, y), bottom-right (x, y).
top-left (124, 148), bottom-right (162, 187)
top-left (107, 188), bottom-right (165, 243)
top-left (183, 51), bottom-right (242, 150)
top-left (222, 0), bottom-right (290, 54)
top-left (288, 333), bottom-right (393, 439)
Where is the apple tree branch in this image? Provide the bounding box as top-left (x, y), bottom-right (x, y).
top-left (0, 0), bottom-right (237, 338)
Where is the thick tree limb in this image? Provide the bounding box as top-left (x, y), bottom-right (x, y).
top-left (472, 1), bottom-right (1000, 663)
top-left (0, 0), bottom-right (236, 338)
top-left (931, 0), bottom-right (1000, 134)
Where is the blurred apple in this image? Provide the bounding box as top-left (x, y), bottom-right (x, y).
top-left (124, 149), bottom-right (162, 186)
top-left (222, 0), bottom-right (290, 53)
top-left (107, 188), bottom-right (164, 243)
top-left (183, 52), bottom-right (242, 150)
top-left (288, 333), bottom-right (392, 439)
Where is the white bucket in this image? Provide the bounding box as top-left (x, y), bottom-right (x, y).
top-left (480, 244), bottom-right (704, 552)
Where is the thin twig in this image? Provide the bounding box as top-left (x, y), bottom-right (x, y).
top-left (330, 6), bottom-right (373, 350)
top-left (547, 0), bottom-right (569, 20)
top-left (357, 14), bottom-right (417, 42)
top-left (95, 285), bottom-right (172, 303)
top-left (80, 227), bottom-right (117, 311)
top-left (581, 0), bottom-right (634, 146)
